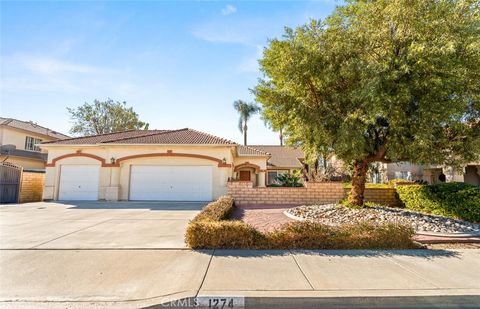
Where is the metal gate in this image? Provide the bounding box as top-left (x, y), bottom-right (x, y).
top-left (0, 162), bottom-right (22, 204)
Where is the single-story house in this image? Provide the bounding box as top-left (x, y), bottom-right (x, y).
top-left (40, 128), bottom-right (304, 201)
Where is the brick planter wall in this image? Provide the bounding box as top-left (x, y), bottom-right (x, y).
top-left (360, 188), bottom-right (400, 207)
top-left (19, 171), bottom-right (45, 203)
top-left (228, 181), bottom-right (401, 207)
top-left (228, 181), bottom-right (346, 206)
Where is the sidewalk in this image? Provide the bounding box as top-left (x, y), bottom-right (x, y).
top-left (1, 249), bottom-right (479, 308)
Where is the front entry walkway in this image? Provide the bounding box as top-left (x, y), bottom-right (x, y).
top-left (231, 204), bottom-right (294, 232)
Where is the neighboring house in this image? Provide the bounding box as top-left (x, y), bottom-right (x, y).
top-left (0, 118), bottom-right (69, 169)
top-left (245, 145), bottom-right (305, 185)
top-left (423, 163), bottom-right (480, 186)
top-left (370, 161), bottom-right (480, 186)
top-left (40, 128), bottom-right (279, 201)
top-left (370, 162), bottom-right (424, 183)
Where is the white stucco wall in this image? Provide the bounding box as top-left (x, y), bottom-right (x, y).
top-left (42, 145), bottom-right (241, 201)
top-left (0, 127), bottom-right (55, 152)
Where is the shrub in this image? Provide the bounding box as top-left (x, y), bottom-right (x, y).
top-left (343, 182), bottom-right (391, 189)
top-left (396, 183), bottom-right (480, 223)
top-left (191, 196), bottom-right (234, 222)
top-left (186, 220), bottom-right (264, 249)
top-left (388, 179), bottom-right (416, 187)
top-left (277, 171), bottom-right (303, 187)
top-left (185, 197), bottom-right (419, 249)
top-left (265, 221), bottom-right (417, 250)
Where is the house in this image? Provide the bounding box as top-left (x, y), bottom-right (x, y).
top-left (422, 163), bottom-right (480, 186)
top-left (371, 161), bottom-right (480, 186)
top-left (40, 128), bottom-right (280, 201)
top-left (245, 145), bottom-right (305, 185)
top-left (0, 118), bottom-right (69, 169)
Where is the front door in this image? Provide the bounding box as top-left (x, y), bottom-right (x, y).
top-left (239, 170), bottom-right (251, 181)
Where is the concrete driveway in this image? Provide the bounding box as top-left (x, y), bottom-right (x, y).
top-left (0, 201), bottom-right (205, 249)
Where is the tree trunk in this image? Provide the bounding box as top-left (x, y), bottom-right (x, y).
top-left (348, 159), bottom-right (368, 206)
top-left (279, 128), bottom-right (283, 146)
top-left (243, 122), bottom-right (248, 145)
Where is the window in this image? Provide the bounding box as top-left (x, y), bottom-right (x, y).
top-left (394, 171), bottom-right (412, 180)
top-left (25, 136), bottom-right (42, 151)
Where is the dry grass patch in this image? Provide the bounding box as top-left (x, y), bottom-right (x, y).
top-left (185, 197), bottom-right (420, 249)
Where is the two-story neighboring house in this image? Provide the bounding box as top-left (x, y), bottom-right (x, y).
top-left (0, 118), bottom-right (69, 169)
top-left (370, 161), bottom-right (480, 186)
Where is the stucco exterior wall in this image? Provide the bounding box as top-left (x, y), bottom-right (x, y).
top-left (385, 162), bottom-right (424, 181)
top-left (43, 145), bottom-right (238, 201)
top-left (0, 127), bottom-right (54, 152)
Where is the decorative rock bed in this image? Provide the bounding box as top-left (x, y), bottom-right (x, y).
top-left (285, 204), bottom-right (480, 235)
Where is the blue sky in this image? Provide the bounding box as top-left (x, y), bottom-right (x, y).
top-left (1, 1), bottom-right (338, 144)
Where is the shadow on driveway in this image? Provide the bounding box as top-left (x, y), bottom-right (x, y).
top-left (51, 200), bottom-right (208, 211)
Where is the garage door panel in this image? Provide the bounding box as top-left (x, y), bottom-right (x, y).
top-left (129, 165), bottom-right (213, 201)
top-left (59, 165), bottom-right (100, 200)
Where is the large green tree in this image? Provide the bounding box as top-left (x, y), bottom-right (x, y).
top-left (67, 99), bottom-right (149, 136)
top-left (233, 100), bottom-right (261, 145)
top-left (255, 0), bottom-right (480, 205)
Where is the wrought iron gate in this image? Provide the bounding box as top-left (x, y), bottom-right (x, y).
top-left (0, 162), bottom-right (22, 204)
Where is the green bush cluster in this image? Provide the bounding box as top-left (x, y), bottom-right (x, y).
top-left (396, 183), bottom-right (480, 223)
top-left (343, 182), bottom-right (390, 189)
top-left (343, 179), bottom-right (416, 189)
top-left (185, 197), bottom-right (419, 249)
top-left (387, 179), bottom-right (416, 187)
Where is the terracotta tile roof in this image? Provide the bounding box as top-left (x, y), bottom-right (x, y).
top-left (236, 145), bottom-right (270, 156)
top-left (42, 128), bottom-right (237, 145)
top-left (0, 117), bottom-right (69, 140)
top-left (249, 145), bottom-right (305, 168)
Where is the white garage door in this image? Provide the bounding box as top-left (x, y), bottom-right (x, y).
top-left (59, 165), bottom-right (100, 200)
top-left (129, 165), bottom-right (213, 201)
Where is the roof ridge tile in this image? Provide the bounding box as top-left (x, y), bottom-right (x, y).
top-left (42, 129), bottom-right (143, 144)
top-left (102, 129), bottom-right (180, 143)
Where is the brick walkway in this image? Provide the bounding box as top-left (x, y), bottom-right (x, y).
top-left (231, 204), bottom-right (294, 232)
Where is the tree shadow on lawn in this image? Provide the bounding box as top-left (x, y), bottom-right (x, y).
top-left (207, 248), bottom-right (462, 260)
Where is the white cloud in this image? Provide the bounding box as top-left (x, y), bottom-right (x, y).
top-left (192, 17), bottom-right (272, 46)
top-left (237, 45), bottom-right (263, 73)
top-left (221, 4), bottom-right (237, 16)
top-left (1, 54), bottom-right (110, 93)
top-left (15, 55), bottom-right (98, 76)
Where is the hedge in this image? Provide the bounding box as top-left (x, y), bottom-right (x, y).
top-left (185, 197), bottom-right (419, 249)
top-left (396, 182), bottom-right (480, 223)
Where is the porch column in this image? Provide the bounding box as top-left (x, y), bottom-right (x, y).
top-left (105, 166), bottom-right (120, 201)
top-left (258, 171), bottom-right (266, 187)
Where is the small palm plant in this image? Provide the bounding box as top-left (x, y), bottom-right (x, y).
top-left (277, 171), bottom-right (303, 187)
top-left (233, 100), bottom-right (261, 145)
